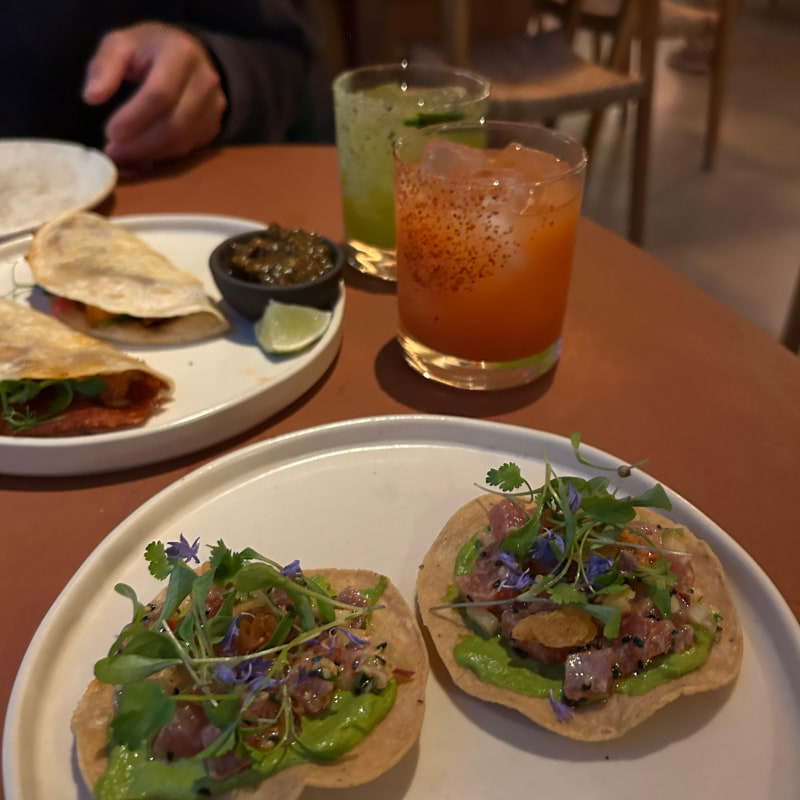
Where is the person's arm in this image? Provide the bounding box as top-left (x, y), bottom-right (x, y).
top-left (187, 0), bottom-right (313, 144)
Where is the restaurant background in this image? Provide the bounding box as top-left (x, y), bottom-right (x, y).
top-left (305, 0), bottom-right (800, 347)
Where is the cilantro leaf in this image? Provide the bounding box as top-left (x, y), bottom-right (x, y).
top-left (486, 463), bottom-right (524, 492)
top-left (582, 603), bottom-right (621, 638)
top-left (110, 681), bottom-right (175, 748)
top-left (209, 539), bottom-right (250, 584)
top-left (145, 541), bottom-right (173, 580)
top-left (547, 583), bottom-right (585, 605)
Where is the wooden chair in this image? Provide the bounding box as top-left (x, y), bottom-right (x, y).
top-left (782, 267), bottom-right (800, 353)
top-left (542, 0), bottom-right (738, 171)
top-left (362, 0), bottom-right (659, 245)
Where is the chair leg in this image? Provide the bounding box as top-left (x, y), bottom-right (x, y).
top-left (704, 0), bottom-right (737, 171)
top-left (592, 30), bottom-right (604, 62)
top-left (629, 97), bottom-right (651, 246)
top-left (782, 267), bottom-right (800, 352)
top-left (584, 110), bottom-right (606, 160)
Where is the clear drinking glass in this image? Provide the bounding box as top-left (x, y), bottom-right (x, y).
top-left (333, 63), bottom-right (490, 281)
top-left (394, 121), bottom-right (587, 390)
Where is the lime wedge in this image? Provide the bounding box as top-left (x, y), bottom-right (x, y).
top-left (255, 300), bottom-right (332, 354)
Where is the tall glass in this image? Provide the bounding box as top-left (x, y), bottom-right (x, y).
top-left (394, 121), bottom-right (586, 390)
top-left (333, 64), bottom-right (490, 281)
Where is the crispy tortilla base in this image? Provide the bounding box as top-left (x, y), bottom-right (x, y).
top-left (417, 496), bottom-right (743, 742)
top-left (72, 568), bottom-right (427, 797)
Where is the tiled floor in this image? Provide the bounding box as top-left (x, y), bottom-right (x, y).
top-left (560, 6), bottom-right (800, 342)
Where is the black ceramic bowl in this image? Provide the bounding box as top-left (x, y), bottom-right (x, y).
top-left (209, 229), bottom-right (344, 320)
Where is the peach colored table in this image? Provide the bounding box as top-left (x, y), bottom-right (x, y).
top-left (2, 146), bottom-right (799, 788)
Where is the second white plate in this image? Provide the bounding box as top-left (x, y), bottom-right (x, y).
top-left (4, 416), bottom-right (799, 798)
top-left (0, 214), bottom-right (344, 476)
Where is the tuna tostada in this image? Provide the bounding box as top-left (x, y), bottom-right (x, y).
top-left (418, 438), bottom-right (742, 741)
top-left (73, 539), bottom-right (428, 798)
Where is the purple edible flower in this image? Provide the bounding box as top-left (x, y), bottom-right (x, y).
top-left (165, 534), bottom-right (200, 564)
top-left (244, 672), bottom-right (282, 702)
top-left (501, 571), bottom-right (534, 591)
top-left (221, 616), bottom-right (241, 655)
top-left (548, 689), bottom-right (573, 723)
top-left (496, 552), bottom-right (519, 570)
top-left (333, 627), bottom-right (369, 647)
top-left (215, 656), bottom-right (273, 685)
top-left (586, 554), bottom-right (613, 587)
top-left (280, 559), bottom-right (302, 577)
top-left (566, 482), bottom-right (581, 513)
top-left (532, 531), bottom-right (565, 568)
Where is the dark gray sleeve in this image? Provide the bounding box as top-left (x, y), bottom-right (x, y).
top-left (186, 0), bottom-right (314, 144)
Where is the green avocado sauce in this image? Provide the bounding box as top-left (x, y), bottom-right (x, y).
top-left (455, 534), bottom-right (482, 577)
top-left (95, 682), bottom-right (397, 800)
top-left (454, 634), bottom-right (562, 697)
top-left (615, 626), bottom-right (712, 695)
top-left (454, 627), bottom-right (712, 700)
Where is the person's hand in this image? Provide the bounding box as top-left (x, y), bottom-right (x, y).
top-left (83, 22), bottom-right (227, 168)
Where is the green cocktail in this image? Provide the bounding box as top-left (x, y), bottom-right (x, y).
top-left (333, 64), bottom-right (489, 281)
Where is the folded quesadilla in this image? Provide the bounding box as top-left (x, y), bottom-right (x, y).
top-left (0, 299), bottom-right (173, 436)
top-left (28, 212), bottom-right (229, 344)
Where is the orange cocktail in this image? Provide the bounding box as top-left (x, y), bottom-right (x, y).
top-left (394, 121), bottom-right (586, 390)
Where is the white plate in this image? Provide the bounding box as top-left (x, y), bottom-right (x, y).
top-left (4, 416), bottom-right (799, 799)
top-left (0, 214), bottom-right (344, 476)
top-left (0, 139), bottom-right (117, 239)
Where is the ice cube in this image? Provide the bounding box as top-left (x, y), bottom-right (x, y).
top-left (419, 138), bottom-right (487, 180)
top-left (488, 142), bottom-right (570, 183)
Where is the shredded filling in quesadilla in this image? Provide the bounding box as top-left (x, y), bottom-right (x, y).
top-left (0, 298), bottom-right (173, 437)
top-left (74, 540), bottom-right (420, 800)
top-left (0, 371), bottom-right (166, 436)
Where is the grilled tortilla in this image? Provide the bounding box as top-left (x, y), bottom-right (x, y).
top-left (28, 211), bottom-right (228, 344)
top-left (0, 299), bottom-right (173, 436)
top-left (418, 496), bottom-right (743, 741)
top-left (72, 569), bottom-right (428, 798)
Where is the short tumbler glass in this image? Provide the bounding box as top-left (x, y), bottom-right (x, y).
top-left (394, 120), bottom-right (587, 390)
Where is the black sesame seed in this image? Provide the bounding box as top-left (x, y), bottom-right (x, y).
top-left (142, 615), bottom-right (150, 623)
top-left (374, 655), bottom-right (386, 665)
top-left (582, 682), bottom-right (592, 690)
top-left (671, 629), bottom-right (678, 637)
top-left (612, 665), bottom-right (621, 678)
top-left (480, 550), bottom-right (489, 559)
top-left (716, 625), bottom-right (723, 633)
top-left (621, 635), bottom-right (632, 643)
top-left (492, 580), bottom-right (501, 589)
top-left (376, 642), bottom-right (388, 650)
top-left (494, 559), bottom-right (503, 567)
top-left (633, 636), bottom-right (645, 648)
top-left (465, 594), bottom-right (474, 602)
